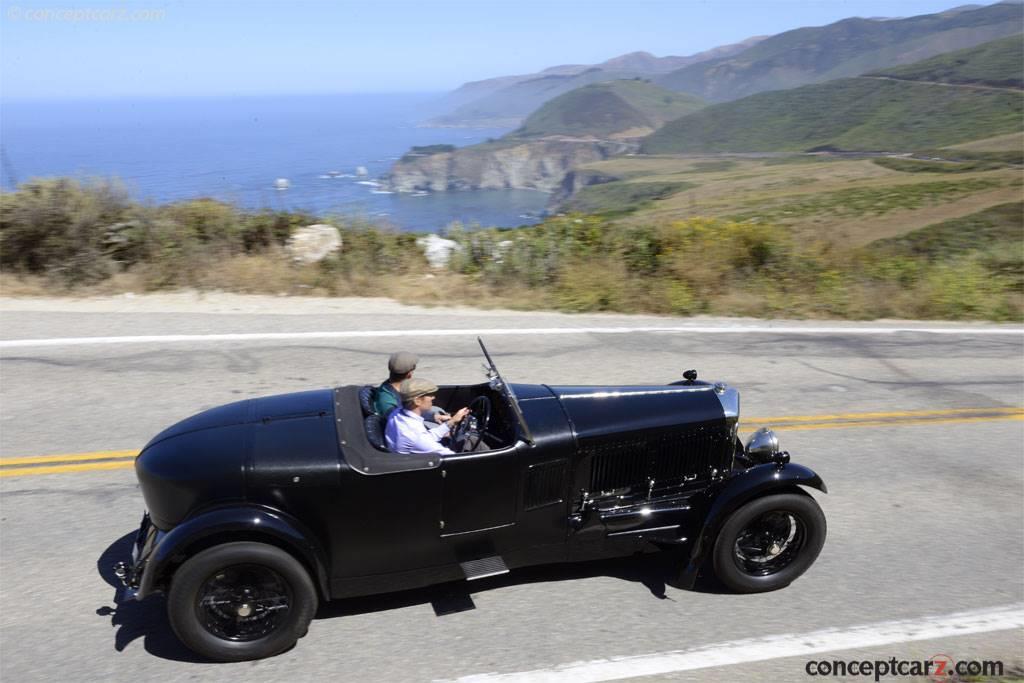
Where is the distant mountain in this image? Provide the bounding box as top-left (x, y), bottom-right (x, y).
top-left (656, 2), bottom-right (1023, 102)
top-left (424, 36), bottom-right (764, 128)
top-left (866, 33), bottom-right (1023, 87)
top-left (641, 35), bottom-right (1024, 153)
top-left (510, 80), bottom-right (706, 139)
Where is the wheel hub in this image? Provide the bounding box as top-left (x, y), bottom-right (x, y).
top-left (733, 511), bottom-right (805, 576)
top-left (197, 564), bottom-right (292, 642)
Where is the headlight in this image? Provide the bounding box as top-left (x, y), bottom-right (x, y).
top-left (745, 427), bottom-right (780, 463)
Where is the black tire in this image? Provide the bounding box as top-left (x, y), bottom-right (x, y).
top-left (167, 542), bottom-right (318, 662)
top-left (712, 493), bottom-right (826, 593)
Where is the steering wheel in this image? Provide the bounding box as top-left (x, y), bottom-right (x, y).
top-left (451, 395), bottom-right (491, 452)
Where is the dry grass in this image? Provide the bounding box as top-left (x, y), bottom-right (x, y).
top-left (569, 154), bottom-right (1023, 246)
top-left (946, 131), bottom-right (1024, 151)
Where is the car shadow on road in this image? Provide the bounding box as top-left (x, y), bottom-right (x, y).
top-left (316, 550), bottom-right (718, 622)
top-left (96, 531), bottom-right (212, 663)
top-left (97, 532), bottom-right (723, 662)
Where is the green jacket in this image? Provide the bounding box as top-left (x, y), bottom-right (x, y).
top-left (372, 381), bottom-right (401, 417)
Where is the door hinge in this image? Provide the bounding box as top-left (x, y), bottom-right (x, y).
top-left (439, 520), bottom-right (445, 530)
top-left (441, 470), bottom-right (446, 478)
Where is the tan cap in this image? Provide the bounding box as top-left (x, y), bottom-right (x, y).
top-left (399, 378), bottom-right (438, 403)
top-left (388, 351), bottom-right (418, 375)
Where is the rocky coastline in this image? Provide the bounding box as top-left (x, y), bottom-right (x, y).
top-left (382, 137), bottom-right (636, 194)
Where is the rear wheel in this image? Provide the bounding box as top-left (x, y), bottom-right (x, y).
top-left (167, 542), bottom-right (317, 661)
top-left (712, 493), bottom-right (825, 593)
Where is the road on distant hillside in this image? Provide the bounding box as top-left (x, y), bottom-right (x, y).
top-left (857, 75), bottom-right (1024, 92)
top-left (1, 296), bottom-right (1022, 682)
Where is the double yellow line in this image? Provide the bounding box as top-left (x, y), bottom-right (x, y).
top-left (1, 407), bottom-right (1021, 478)
top-left (748, 406), bottom-right (1024, 431)
top-left (1, 450), bottom-right (138, 478)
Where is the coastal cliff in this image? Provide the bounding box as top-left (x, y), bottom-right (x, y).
top-left (383, 138), bottom-right (636, 193)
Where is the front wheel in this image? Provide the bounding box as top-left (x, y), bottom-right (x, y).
top-left (167, 542), bottom-right (318, 661)
top-left (712, 493), bottom-right (826, 593)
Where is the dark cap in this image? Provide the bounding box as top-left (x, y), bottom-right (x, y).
top-left (388, 351), bottom-right (418, 375)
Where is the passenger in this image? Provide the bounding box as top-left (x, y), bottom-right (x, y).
top-left (374, 351), bottom-right (449, 424)
top-left (373, 351), bottom-right (418, 417)
top-left (385, 378), bottom-right (469, 455)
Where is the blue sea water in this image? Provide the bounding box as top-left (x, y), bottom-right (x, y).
top-left (0, 93), bottom-right (548, 232)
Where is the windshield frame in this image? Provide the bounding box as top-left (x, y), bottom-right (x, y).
top-left (478, 337), bottom-right (534, 444)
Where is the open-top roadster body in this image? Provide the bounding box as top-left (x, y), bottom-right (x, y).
top-left (116, 340), bottom-right (827, 661)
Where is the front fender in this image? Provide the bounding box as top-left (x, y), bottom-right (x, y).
top-left (678, 462), bottom-right (827, 589)
top-left (136, 504), bottom-right (330, 600)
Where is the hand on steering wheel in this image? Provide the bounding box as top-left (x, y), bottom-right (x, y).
top-left (451, 395), bottom-right (491, 452)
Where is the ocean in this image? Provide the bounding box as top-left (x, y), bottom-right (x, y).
top-left (0, 93), bottom-right (549, 232)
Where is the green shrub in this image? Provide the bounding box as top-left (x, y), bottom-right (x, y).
top-left (0, 178), bottom-right (130, 284)
top-left (2, 177), bottom-right (1020, 320)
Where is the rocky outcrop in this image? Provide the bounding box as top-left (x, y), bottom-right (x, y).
top-left (383, 138), bottom-right (636, 194)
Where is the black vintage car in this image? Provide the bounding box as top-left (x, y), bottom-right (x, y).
top-left (116, 340), bottom-right (827, 662)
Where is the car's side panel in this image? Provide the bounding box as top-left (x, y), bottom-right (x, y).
top-left (328, 465), bottom-right (444, 592)
top-left (677, 462), bottom-right (827, 588)
top-left (327, 387), bottom-right (577, 599)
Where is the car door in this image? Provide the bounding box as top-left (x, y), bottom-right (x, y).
top-left (439, 444), bottom-right (519, 536)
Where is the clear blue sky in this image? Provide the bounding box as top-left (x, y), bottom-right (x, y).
top-left (0, 0), bottom-right (991, 99)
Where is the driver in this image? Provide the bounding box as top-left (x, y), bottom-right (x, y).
top-left (385, 378), bottom-right (469, 455)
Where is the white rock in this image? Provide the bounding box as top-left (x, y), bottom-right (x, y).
top-left (493, 239), bottom-right (515, 264)
top-left (286, 224), bottom-right (343, 264)
top-left (416, 234), bottom-right (460, 269)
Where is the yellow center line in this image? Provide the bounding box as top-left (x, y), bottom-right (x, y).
top-left (775, 414), bottom-right (1024, 432)
top-left (0, 450), bottom-right (138, 466)
top-left (1, 407), bottom-right (1021, 478)
top-left (0, 460), bottom-right (137, 477)
top-left (747, 407), bottom-right (1023, 423)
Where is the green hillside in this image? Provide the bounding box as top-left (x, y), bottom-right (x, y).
top-left (868, 33), bottom-right (1023, 87)
top-left (511, 80), bottom-right (705, 138)
top-left (642, 36), bottom-right (1024, 154)
top-left (656, 2), bottom-right (1023, 101)
top-left (427, 68), bottom-right (643, 127)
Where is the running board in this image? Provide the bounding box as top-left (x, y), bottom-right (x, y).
top-left (460, 556), bottom-right (509, 581)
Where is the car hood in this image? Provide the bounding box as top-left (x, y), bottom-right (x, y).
top-left (548, 384), bottom-right (733, 441)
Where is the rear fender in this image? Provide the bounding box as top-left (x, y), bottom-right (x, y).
top-left (136, 505), bottom-right (330, 600)
top-left (677, 463), bottom-right (827, 589)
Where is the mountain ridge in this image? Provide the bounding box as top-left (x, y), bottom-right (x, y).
top-left (655, 1), bottom-right (1023, 101)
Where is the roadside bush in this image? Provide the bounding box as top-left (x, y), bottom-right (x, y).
top-left (0, 178), bottom-right (130, 284)
top-left (1, 178), bottom-right (1020, 320)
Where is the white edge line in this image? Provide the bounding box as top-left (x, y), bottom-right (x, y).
top-left (2, 326), bottom-right (1023, 349)
top-left (436, 603), bottom-right (1024, 683)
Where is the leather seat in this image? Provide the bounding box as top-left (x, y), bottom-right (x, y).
top-left (358, 385), bottom-right (389, 452)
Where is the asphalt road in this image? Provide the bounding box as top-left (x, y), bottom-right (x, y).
top-left (1, 298), bottom-right (1022, 682)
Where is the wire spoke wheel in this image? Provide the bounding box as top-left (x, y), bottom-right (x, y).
top-left (195, 563), bottom-right (293, 642)
top-left (732, 511), bottom-right (805, 576)
top-left (711, 493), bottom-right (826, 593)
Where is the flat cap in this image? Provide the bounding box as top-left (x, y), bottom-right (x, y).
top-left (399, 377), bottom-right (438, 402)
top-left (388, 351), bottom-right (418, 375)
